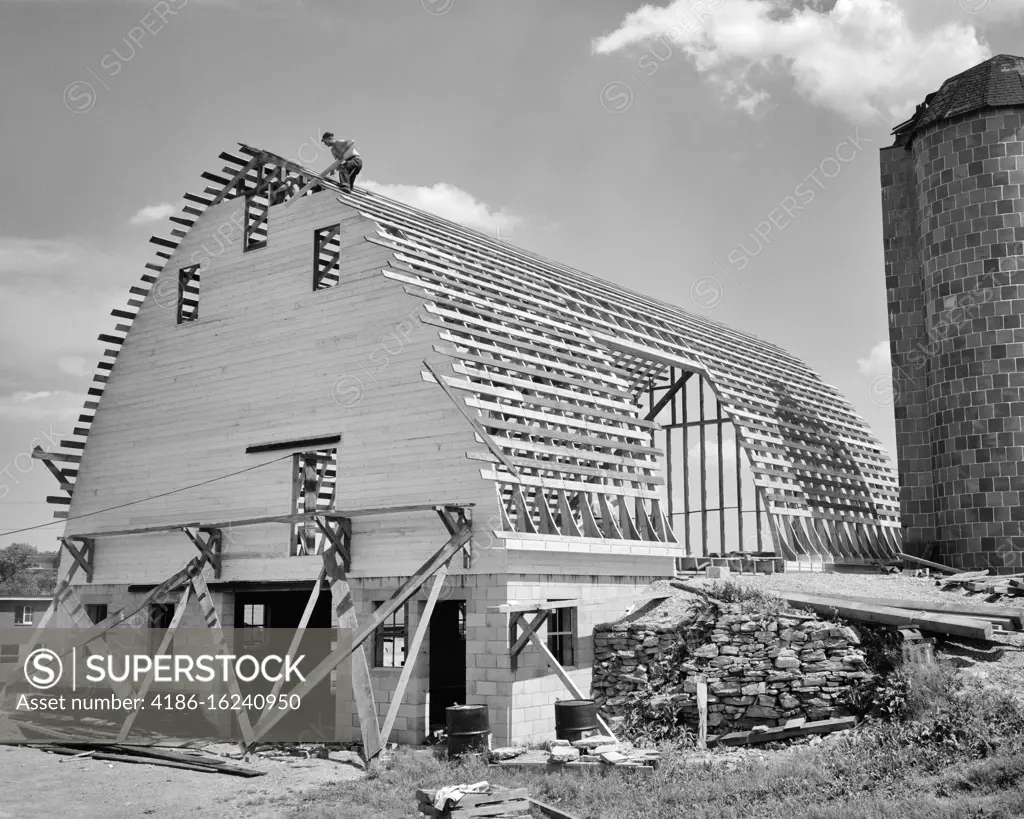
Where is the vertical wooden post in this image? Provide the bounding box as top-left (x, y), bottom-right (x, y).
top-left (682, 379), bottom-right (690, 556)
top-left (699, 376), bottom-right (708, 557)
top-left (323, 547), bottom-right (384, 761)
top-left (696, 677), bottom-right (708, 749)
top-left (755, 484), bottom-right (763, 551)
top-left (665, 368), bottom-right (674, 522)
top-left (736, 432), bottom-right (744, 553)
top-left (717, 398), bottom-right (725, 554)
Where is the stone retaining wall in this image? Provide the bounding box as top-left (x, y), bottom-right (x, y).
top-left (592, 604), bottom-right (872, 732)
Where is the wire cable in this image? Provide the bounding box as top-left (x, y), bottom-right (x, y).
top-left (0, 453), bottom-right (294, 538)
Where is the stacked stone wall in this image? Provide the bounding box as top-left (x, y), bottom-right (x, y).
top-left (592, 604), bottom-right (871, 732)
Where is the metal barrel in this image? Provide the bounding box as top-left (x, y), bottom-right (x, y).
top-left (446, 705), bottom-right (490, 757)
top-left (554, 699), bottom-right (600, 742)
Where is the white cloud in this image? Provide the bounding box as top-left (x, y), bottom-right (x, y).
top-left (0, 238), bottom-right (78, 273)
top-left (0, 390), bottom-right (83, 422)
top-left (857, 340), bottom-right (891, 377)
top-left (361, 181), bottom-right (523, 235)
top-left (129, 203), bottom-right (176, 225)
top-left (57, 357), bottom-right (94, 379)
top-left (592, 0), bottom-right (1005, 123)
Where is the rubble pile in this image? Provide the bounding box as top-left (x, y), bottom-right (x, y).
top-left (592, 601), bottom-right (873, 733)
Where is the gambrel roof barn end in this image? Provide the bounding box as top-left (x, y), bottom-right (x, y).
top-left (32, 144), bottom-right (901, 748)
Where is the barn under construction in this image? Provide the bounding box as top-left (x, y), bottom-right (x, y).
top-left (31, 144), bottom-right (902, 751)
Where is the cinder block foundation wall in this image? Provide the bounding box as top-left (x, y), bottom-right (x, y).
top-left (884, 107), bottom-right (1024, 571)
top-left (348, 573), bottom-right (507, 747)
top-left (502, 574), bottom-right (665, 746)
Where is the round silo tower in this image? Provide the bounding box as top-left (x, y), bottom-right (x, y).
top-left (884, 55), bottom-right (1024, 572)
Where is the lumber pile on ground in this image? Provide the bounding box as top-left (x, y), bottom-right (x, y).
top-left (416, 787), bottom-right (530, 817)
top-left (40, 743), bottom-right (264, 777)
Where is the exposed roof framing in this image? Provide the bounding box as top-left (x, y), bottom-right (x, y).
top-left (49, 143), bottom-right (902, 560)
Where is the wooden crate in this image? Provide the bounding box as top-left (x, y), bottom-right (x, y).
top-left (416, 787), bottom-right (531, 817)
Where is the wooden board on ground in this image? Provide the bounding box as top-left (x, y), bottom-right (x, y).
top-left (804, 593), bottom-right (1024, 630)
top-left (777, 592), bottom-right (993, 640)
top-left (528, 798), bottom-right (584, 819)
top-left (708, 716), bottom-right (856, 748)
top-left (416, 786), bottom-right (530, 817)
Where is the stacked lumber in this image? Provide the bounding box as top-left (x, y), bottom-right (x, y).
top-left (416, 787), bottom-right (530, 817)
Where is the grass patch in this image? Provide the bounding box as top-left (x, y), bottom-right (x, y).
top-left (281, 660), bottom-right (1024, 819)
top-left (703, 580), bottom-right (789, 615)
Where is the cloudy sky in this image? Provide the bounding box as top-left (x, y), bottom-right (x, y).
top-left (1, 0), bottom-right (1022, 550)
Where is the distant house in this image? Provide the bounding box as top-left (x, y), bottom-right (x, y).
top-left (23, 552), bottom-right (60, 572)
top-left (0, 596), bottom-right (48, 630)
top-left (0, 596), bottom-right (50, 676)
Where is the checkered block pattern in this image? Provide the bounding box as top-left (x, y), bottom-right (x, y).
top-left (884, 107), bottom-right (1024, 571)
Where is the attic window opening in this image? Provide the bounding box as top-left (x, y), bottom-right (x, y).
top-left (244, 194), bottom-right (269, 251)
top-left (314, 224), bottom-right (342, 290)
top-left (177, 264), bottom-right (200, 324)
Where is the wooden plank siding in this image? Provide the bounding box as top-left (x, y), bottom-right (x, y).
top-left (64, 191), bottom-right (497, 583)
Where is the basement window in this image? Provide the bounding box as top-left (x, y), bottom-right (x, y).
top-left (177, 264), bottom-right (200, 324)
top-left (313, 224), bottom-right (342, 290)
top-left (547, 606), bottom-right (576, 668)
top-left (373, 602), bottom-right (408, 668)
top-left (244, 194), bottom-right (269, 251)
top-left (0, 645), bottom-right (18, 664)
top-left (291, 448), bottom-right (339, 555)
top-left (14, 606), bottom-right (33, 626)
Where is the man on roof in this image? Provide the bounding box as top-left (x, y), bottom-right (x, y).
top-left (321, 132), bottom-right (362, 193)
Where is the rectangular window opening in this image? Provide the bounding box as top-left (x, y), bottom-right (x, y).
top-left (177, 264), bottom-right (200, 324)
top-left (374, 602), bottom-right (407, 668)
top-left (85, 603), bottom-right (108, 625)
top-left (0, 644), bottom-right (19, 664)
top-left (291, 448), bottom-right (339, 555)
top-left (240, 603), bottom-right (268, 651)
top-left (14, 606), bottom-right (33, 626)
top-left (547, 606), bottom-right (576, 668)
top-left (244, 194), bottom-right (269, 251)
top-left (314, 224), bottom-right (342, 290)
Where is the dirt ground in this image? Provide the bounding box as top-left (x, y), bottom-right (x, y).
top-left (4, 569), bottom-right (1024, 818)
top-left (0, 743), bottom-right (364, 819)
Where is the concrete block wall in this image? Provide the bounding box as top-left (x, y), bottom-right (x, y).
top-left (502, 573), bottom-right (664, 745)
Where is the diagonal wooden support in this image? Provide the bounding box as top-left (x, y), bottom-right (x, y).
top-left (525, 630), bottom-right (616, 740)
top-left (34, 446), bottom-right (73, 495)
top-left (286, 160), bottom-right (342, 204)
top-left (314, 516), bottom-right (350, 570)
top-left (184, 527), bottom-right (222, 579)
top-left (258, 564), bottom-right (327, 725)
top-left (380, 563), bottom-right (449, 745)
top-left (209, 153), bottom-right (262, 205)
top-left (117, 583), bottom-right (192, 741)
top-left (322, 545), bottom-right (383, 761)
top-left (510, 611), bottom-right (549, 672)
top-left (249, 524), bottom-right (472, 745)
top-left (59, 537), bottom-right (94, 583)
top-left (190, 570), bottom-right (256, 746)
